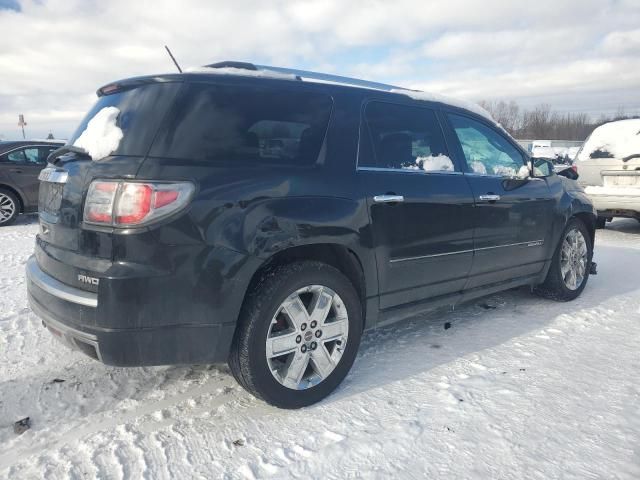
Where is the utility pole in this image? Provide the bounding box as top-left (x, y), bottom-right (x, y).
top-left (18, 114), bottom-right (27, 139)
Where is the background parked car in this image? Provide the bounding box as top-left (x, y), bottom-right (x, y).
top-left (576, 119), bottom-right (640, 227)
top-left (531, 143), bottom-right (575, 173)
top-left (0, 140), bottom-right (64, 225)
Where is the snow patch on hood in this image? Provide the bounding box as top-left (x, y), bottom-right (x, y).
top-left (578, 119), bottom-right (640, 162)
top-left (73, 106), bottom-right (123, 160)
top-left (391, 89), bottom-right (495, 123)
top-left (185, 66), bottom-right (298, 81)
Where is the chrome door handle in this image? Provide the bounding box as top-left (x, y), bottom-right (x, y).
top-left (373, 194), bottom-right (404, 203)
top-left (479, 194), bottom-right (501, 202)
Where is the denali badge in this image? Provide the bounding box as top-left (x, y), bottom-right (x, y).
top-left (78, 274), bottom-right (99, 286)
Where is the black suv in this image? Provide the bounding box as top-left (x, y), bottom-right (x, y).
top-left (26, 63), bottom-right (596, 408)
top-left (0, 140), bottom-right (64, 225)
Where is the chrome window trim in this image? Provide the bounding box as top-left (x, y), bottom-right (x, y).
top-left (26, 256), bottom-right (98, 307)
top-left (390, 239), bottom-right (545, 264)
top-left (357, 166), bottom-right (463, 175)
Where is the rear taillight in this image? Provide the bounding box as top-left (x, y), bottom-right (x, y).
top-left (571, 164), bottom-right (578, 173)
top-left (84, 180), bottom-right (194, 227)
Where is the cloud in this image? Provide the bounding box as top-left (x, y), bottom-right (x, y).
top-left (0, 0), bottom-right (639, 139)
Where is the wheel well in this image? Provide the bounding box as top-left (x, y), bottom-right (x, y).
top-left (244, 244), bottom-right (367, 324)
top-left (573, 212), bottom-right (596, 246)
top-left (0, 184), bottom-right (24, 212)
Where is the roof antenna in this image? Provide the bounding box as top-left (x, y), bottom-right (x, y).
top-left (164, 45), bottom-right (182, 73)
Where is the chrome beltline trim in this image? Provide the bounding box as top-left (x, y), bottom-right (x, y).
top-left (26, 256), bottom-right (98, 307)
top-left (390, 240), bottom-right (545, 264)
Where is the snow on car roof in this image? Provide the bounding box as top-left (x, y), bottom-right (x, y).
top-left (185, 66), bottom-right (299, 81)
top-left (578, 118), bottom-right (640, 161)
top-left (391, 89), bottom-right (494, 123)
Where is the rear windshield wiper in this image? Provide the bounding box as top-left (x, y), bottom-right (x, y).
top-left (48, 145), bottom-right (92, 164)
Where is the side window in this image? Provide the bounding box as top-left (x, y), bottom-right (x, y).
top-left (23, 148), bottom-right (41, 164)
top-left (6, 149), bottom-right (27, 163)
top-left (360, 102), bottom-right (455, 172)
top-left (151, 83), bottom-right (333, 165)
top-left (448, 114), bottom-right (526, 177)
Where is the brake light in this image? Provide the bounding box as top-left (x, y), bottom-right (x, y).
top-left (115, 183), bottom-right (152, 224)
top-left (84, 180), bottom-right (194, 227)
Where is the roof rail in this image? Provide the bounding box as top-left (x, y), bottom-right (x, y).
top-left (203, 60), bottom-right (405, 92)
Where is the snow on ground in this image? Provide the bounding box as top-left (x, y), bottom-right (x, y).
top-left (1, 215), bottom-right (639, 479)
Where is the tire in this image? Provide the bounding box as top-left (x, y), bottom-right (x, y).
top-left (534, 218), bottom-right (593, 301)
top-left (229, 261), bottom-right (362, 408)
top-left (0, 189), bottom-right (19, 226)
top-left (595, 216), bottom-right (607, 229)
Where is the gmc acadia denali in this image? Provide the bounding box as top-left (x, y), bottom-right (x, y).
top-left (26, 62), bottom-right (597, 408)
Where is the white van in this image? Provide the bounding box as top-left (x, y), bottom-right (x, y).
top-left (576, 119), bottom-right (640, 227)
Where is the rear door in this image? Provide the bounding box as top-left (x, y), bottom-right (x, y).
top-left (358, 101), bottom-right (475, 309)
top-left (443, 112), bottom-right (554, 289)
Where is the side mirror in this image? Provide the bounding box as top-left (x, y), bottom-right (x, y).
top-left (529, 157), bottom-right (554, 178)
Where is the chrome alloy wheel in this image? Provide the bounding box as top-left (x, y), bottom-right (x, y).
top-left (0, 193), bottom-right (16, 224)
top-left (560, 228), bottom-right (588, 290)
top-left (266, 285), bottom-right (349, 390)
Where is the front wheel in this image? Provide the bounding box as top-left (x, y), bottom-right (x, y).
top-left (229, 261), bottom-right (362, 408)
top-left (534, 218), bottom-right (593, 301)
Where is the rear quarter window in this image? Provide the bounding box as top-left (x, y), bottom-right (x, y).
top-left (150, 83), bottom-right (333, 165)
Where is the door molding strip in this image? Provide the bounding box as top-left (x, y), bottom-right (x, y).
top-left (390, 239), bottom-right (545, 264)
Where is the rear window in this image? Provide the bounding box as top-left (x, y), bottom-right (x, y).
top-left (68, 82), bottom-right (182, 157)
top-left (149, 83), bottom-right (333, 165)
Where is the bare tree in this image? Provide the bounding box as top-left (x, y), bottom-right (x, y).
top-left (478, 100), bottom-right (639, 140)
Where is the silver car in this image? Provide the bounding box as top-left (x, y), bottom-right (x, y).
top-left (576, 119), bottom-right (640, 228)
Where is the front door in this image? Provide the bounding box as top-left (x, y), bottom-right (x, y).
top-left (443, 112), bottom-right (555, 289)
top-left (358, 101), bottom-right (475, 309)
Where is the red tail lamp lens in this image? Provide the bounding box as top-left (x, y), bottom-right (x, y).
top-left (115, 183), bottom-right (152, 224)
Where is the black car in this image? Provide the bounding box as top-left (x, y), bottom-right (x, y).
top-left (25, 63), bottom-right (597, 408)
top-left (0, 140), bottom-right (64, 225)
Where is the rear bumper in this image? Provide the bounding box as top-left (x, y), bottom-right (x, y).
top-left (26, 255), bottom-right (238, 366)
top-left (584, 186), bottom-right (640, 216)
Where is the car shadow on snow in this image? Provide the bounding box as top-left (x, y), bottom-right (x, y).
top-left (326, 243), bottom-right (640, 405)
top-left (604, 218), bottom-right (640, 235)
top-left (12, 213), bottom-right (39, 226)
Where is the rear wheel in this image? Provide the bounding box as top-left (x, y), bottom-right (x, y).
top-left (229, 261), bottom-right (362, 408)
top-left (0, 189), bottom-right (19, 226)
top-left (535, 218), bottom-right (592, 301)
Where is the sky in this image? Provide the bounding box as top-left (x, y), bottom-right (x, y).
top-left (1, 0), bottom-right (639, 140)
